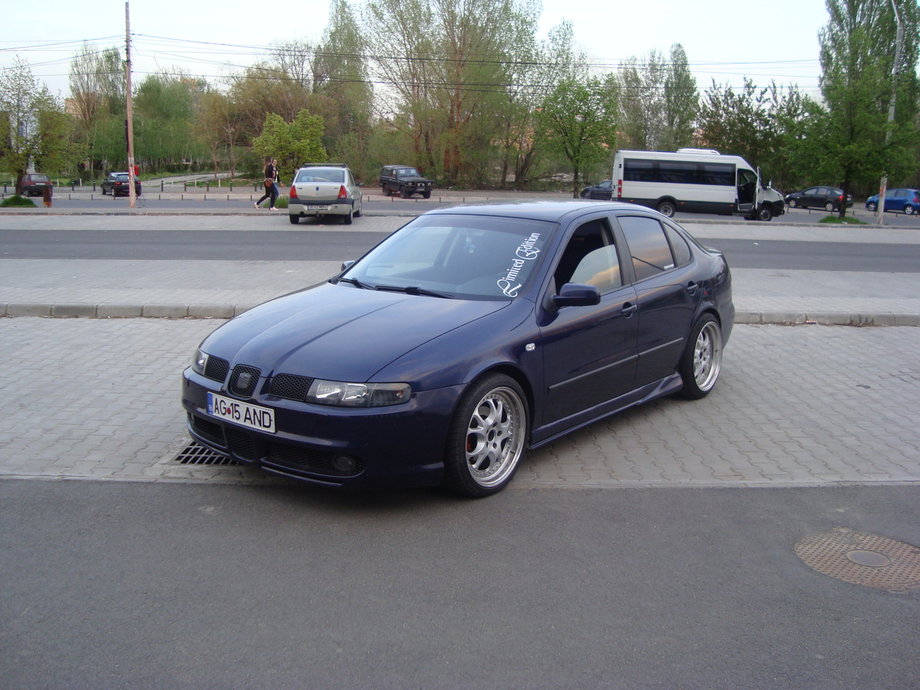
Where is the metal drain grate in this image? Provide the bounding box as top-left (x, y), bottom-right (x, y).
top-left (795, 527), bottom-right (920, 593)
top-left (174, 442), bottom-right (239, 466)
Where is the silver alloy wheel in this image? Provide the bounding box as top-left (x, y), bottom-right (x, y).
top-left (693, 321), bottom-right (722, 393)
top-left (465, 386), bottom-right (526, 489)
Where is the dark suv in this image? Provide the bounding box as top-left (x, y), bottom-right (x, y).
top-left (379, 165), bottom-right (433, 199)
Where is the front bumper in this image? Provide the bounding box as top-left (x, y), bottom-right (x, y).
top-left (182, 367), bottom-right (460, 489)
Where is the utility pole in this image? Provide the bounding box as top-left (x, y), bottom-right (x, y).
top-left (125, 1), bottom-right (136, 209)
top-left (875, 0), bottom-right (904, 225)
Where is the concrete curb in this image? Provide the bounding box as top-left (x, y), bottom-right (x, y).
top-left (2, 302), bottom-right (918, 326)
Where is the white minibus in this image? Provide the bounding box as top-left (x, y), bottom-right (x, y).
top-left (613, 149), bottom-right (784, 221)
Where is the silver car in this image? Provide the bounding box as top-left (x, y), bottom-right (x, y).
top-left (288, 164), bottom-right (362, 225)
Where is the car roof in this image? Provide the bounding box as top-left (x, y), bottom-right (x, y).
top-left (299, 163), bottom-right (349, 169)
top-left (422, 200), bottom-right (663, 224)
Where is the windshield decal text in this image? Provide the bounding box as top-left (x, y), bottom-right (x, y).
top-left (497, 233), bottom-right (541, 297)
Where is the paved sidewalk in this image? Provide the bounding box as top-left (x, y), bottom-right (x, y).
top-left (1, 318), bottom-right (918, 487)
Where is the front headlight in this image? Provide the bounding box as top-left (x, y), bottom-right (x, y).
top-left (191, 348), bottom-right (208, 375)
top-left (307, 380), bottom-right (411, 407)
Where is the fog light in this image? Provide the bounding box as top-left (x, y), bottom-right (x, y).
top-left (332, 455), bottom-right (359, 473)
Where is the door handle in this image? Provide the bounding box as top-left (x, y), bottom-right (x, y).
top-left (685, 281), bottom-right (699, 294)
top-left (621, 303), bottom-right (638, 317)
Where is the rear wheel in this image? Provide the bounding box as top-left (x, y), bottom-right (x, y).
top-left (678, 315), bottom-right (722, 400)
top-left (657, 199), bottom-right (676, 217)
top-left (343, 210), bottom-right (353, 225)
top-left (825, 201), bottom-right (835, 212)
top-left (288, 214), bottom-right (300, 224)
top-left (905, 205), bottom-right (915, 216)
top-left (444, 374), bottom-right (529, 498)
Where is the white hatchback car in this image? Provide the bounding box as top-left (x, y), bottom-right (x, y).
top-left (288, 164), bottom-right (362, 225)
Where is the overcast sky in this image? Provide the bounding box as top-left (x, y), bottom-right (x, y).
top-left (1, 0), bottom-right (828, 99)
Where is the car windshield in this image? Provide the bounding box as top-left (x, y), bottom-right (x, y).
top-left (296, 168), bottom-right (345, 183)
top-left (340, 214), bottom-right (555, 300)
top-left (397, 168), bottom-right (419, 177)
top-left (31, 175), bottom-right (49, 182)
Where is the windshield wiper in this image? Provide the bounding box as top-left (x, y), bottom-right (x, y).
top-left (374, 284), bottom-right (452, 299)
top-left (336, 276), bottom-right (371, 289)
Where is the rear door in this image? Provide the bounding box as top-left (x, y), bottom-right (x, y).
top-left (613, 214), bottom-right (699, 387)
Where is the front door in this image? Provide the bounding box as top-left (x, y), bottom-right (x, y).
top-left (737, 168), bottom-right (757, 213)
top-left (539, 218), bottom-right (639, 427)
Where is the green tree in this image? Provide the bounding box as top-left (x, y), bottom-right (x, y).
top-left (194, 89), bottom-right (244, 176)
top-left (362, 0), bottom-right (541, 186)
top-left (814, 0), bottom-right (920, 215)
top-left (134, 72), bottom-right (209, 171)
top-left (314, 0), bottom-right (374, 173)
top-left (68, 45), bottom-right (127, 176)
top-left (1, 58), bottom-right (76, 192)
top-left (251, 110), bottom-right (327, 181)
top-left (537, 74), bottom-right (619, 197)
top-left (661, 44), bottom-right (699, 151)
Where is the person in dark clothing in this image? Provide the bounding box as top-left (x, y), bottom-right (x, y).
top-left (255, 158), bottom-right (280, 210)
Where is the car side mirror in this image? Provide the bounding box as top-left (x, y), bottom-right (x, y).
top-left (552, 283), bottom-right (601, 308)
top-left (341, 260), bottom-right (355, 271)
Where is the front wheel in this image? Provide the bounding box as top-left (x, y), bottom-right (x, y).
top-left (755, 205), bottom-right (772, 221)
top-left (678, 315), bottom-right (723, 400)
top-left (788, 198), bottom-right (797, 208)
top-left (657, 200), bottom-right (676, 217)
top-left (444, 374), bottom-right (529, 498)
top-left (867, 201), bottom-right (878, 212)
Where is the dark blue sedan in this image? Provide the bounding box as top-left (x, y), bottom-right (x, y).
top-left (182, 202), bottom-right (734, 496)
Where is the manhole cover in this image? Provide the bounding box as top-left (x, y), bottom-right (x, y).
top-left (795, 527), bottom-right (920, 593)
top-left (174, 442), bottom-right (239, 466)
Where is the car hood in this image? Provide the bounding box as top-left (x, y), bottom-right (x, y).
top-left (202, 282), bottom-right (510, 382)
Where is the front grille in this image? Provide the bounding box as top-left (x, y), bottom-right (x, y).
top-left (269, 373), bottom-right (314, 402)
top-left (204, 355), bottom-right (230, 382)
top-left (190, 415), bottom-right (224, 446)
top-left (226, 427), bottom-right (259, 461)
top-left (229, 365), bottom-right (261, 397)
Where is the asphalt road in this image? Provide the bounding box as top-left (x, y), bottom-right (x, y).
top-left (4, 228), bottom-right (920, 273)
top-left (2, 479), bottom-right (918, 688)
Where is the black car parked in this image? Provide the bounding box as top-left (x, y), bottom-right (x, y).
top-left (101, 172), bottom-right (142, 197)
top-left (379, 165), bottom-right (433, 198)
top-left (784, 186), bottom-right (852, 211)
top-left (579, 179), bottom-right (614, 200)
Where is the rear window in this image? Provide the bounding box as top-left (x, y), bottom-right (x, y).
top-left (296, 168), bottom-right (345, 183)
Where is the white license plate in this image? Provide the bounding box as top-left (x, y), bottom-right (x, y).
top-left (307, 205), bottom-right (330, 211)
top-left (207, 392), bottom-right (275, 433)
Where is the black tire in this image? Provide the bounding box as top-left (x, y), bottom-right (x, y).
top-left (444, 374), bottom-right (529, 498)
top-left (755, 205), bottom-right (772, 221)
top-left (288, 214), bottom-right (300, 224)
top-left (788, 198), bottom-right (797, 208)
top-left (905, 205), bottom-right (915, 216)
top-left (343, 210), bottom-right (353, 225)
top-left (825, 201), bottom-right (835, 212)
top-left (657, 200), bottom-right (676, 217)
top-left (423, 191), bottom-right (431, 199)
top-left (677, 314), bottom-right (723, 400)
top-left (867, 201), bottom-right (877, 212)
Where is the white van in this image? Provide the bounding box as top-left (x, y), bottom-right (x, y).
top-left (613, 149), bottom-right (784, 221)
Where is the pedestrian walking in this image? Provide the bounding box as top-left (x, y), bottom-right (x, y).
top-left (255, 157), bottom-right (280, 210)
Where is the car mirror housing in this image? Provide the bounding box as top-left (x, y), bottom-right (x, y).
top-left (553, 283), bottom-right (601, 308)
